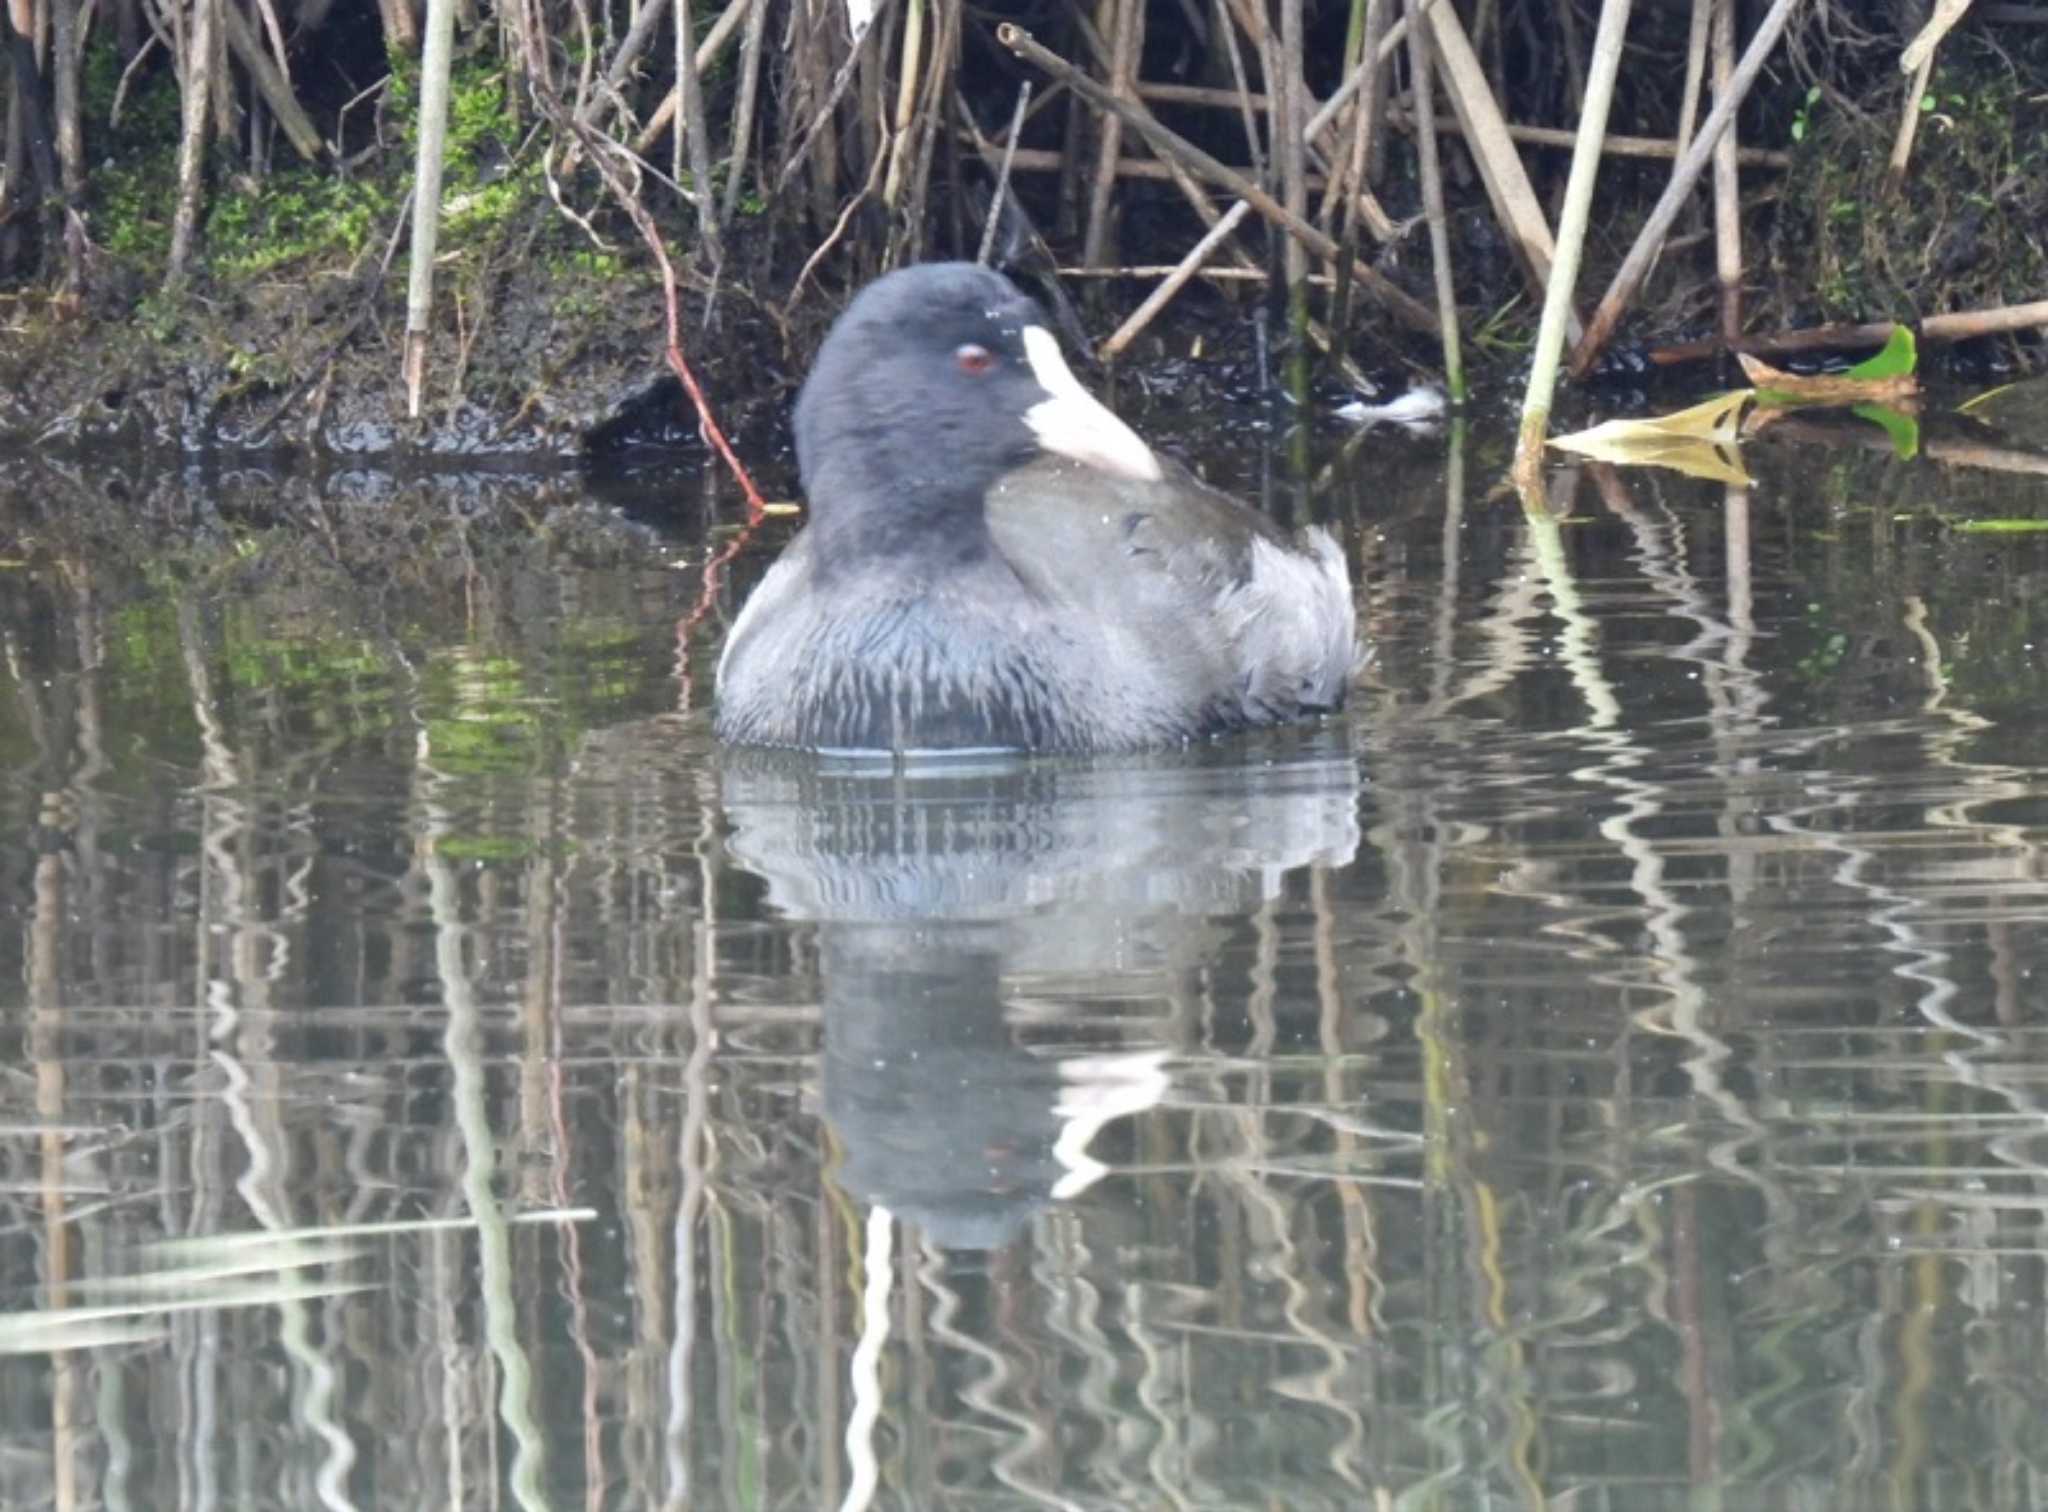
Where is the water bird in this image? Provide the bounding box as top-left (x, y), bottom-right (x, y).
top-left (714, 262), bottom-right (1357, 755)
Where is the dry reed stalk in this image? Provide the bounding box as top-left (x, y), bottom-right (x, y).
top-left (1649, 300), bottom-right (2048, 365)
top-left (793, 0), bottom-right (843, 230)
top-left (569, 0), bottom-right (599, 121)
top-left (674, 0), bottom-right (722, 261)
top-left (402, 0), bottom-right (459, 413)
top-left (772, 0), bottom-right (889, 196)
top-left (1278, 0), bottom-right (1310, 330)
top-left (165, 0), bottom-right (218, 287)
top-left (1887, 49), bottom-right (1936, 194)
top-left (1568, 0), bottom-right (1801, 376)
top-left (47, 0), bottom-right (85, 289)
top-left (1317, 0), bottom-right (1382, 225)
top-left (1405, 0), bottom-right (1462, 401)
top-left (897, 0), bottom-right (957, 261)
top-left (378, 0), bottom-right (416, 51)
top-left (1328, 0), bottom-right (1391, 352)
top-left (1099, 199), bottom-right (1255, 358)
top-left (209, 0), bottom-right (233, 142)
top-left (1711, 0), bottom-right (1741, 346)
top-left (219, 0), bottom-right (323, 161)
top-left (1211, 0), bottom-right (1267, 190)
top-left (719, 0), bottom-right (771, 223)
top-left (1140, 79), bottom-right (1272, 111)
top-left (1677, 0), bottom-right (1712, 156)
top-left (999, 23), bottom-right (1438, 331)
top-left (623, 0), bottom-right (755, 146)
top-left (976, 81), bottom-right (1032, 265)
top-left (1418, 1), bottom-right (1573, 327)
top-left (1061, 262), bottom-right (1323, 280)
top-left (1397, 111), bottom-right (1790, 168)
top-left (881, 0), bottom-right (925, 208)
top-left (1511, 0), bottom-right (1634, 496)
top-left (1082, 0), bottom-right (1143, 268)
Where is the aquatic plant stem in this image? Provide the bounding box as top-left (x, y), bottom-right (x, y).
top-left (1511, 0), bottom-right (1633, 496)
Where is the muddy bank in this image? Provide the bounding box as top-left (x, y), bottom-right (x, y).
top-left (0, 251), bottom-right (1426, 471)
top-left (0, 249), bottom-right (806, 464)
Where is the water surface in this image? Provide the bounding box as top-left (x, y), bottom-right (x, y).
top-left (3, 415), bottom-right (2047, 1509)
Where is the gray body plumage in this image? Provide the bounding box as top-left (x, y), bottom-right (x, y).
top-left (715, 453), bottom-right (1356, 754)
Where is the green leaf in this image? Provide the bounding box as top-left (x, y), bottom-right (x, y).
top-left (1949, 518), bottom-right (2048, 534)
top-left (1845, 325), bottom-right (1917, 381)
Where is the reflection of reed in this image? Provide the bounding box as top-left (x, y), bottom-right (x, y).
top-left (11, 448), bottom-right (2048, 1508)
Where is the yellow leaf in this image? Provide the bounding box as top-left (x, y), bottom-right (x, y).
top-left (1547, 392), bottom-right (1754, 482)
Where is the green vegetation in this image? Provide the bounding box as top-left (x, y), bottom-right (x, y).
top-left (1771, 49), bottom-right (2048, 327)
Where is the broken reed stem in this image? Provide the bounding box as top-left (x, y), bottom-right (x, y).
top-left (1101, 198), bottom-right (1255, 359)
top-left (997, 23), bottom-right (1438, 331)
top-left (1512, 0), bottom-right (1633, 495)
top-left (1568, 0), bottom-right (1801, 376)
top-left (1887, 48), bottom-right (1936, 194)
top-left (977, 81), bottom-right (1033, 265)
top-left (1405, 0), bottom-right (1462, 402)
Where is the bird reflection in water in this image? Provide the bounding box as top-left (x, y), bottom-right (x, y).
top-left (719, 735), bottom-right (1363, 1251)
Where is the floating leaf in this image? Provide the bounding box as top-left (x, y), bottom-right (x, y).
top-left (1548, 392), bottom-right (1753, 483)
top-left (1552, 391), bottom-right (1750, 451)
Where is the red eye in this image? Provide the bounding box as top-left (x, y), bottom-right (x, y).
top-left (956, 343), bottom-right (995, 376)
